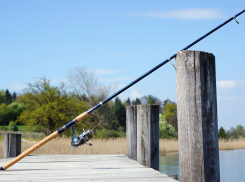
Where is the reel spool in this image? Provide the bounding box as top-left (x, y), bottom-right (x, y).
top-left (71, 126), bottom-right (93, 148)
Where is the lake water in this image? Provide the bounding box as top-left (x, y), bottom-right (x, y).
top-left (159, 149), bottom-right (245, 181)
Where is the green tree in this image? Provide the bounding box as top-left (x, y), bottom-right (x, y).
top-left (132, 97), bottom-right (141, 105)
top-left (123, 97), bottom-right (131, 107)
top-left (163, 102), bottom-right (177, 131)
top-left (17, 77), bottom-right (88, 135)
top-left (218, 127), bottom-right (228, 139)
top-left (228, 125), bottom-right (245, 139)
top-left (9, 121), bottom-right (18, 131)
top-left (0, 104), bottom-right (8, 125)
top-left (146, 95), bottom-right (155, 104)
top-left (159, 114), bottom-right (177, 138)
top-left (163, 99), bottom-right (171, 108)
top-left (7, 102), bottom-right (23, 124)
top-left (0, 90), bottom-right (6, 105)
top-left (5, 89), bottom-right (12, 105)
top-left (235, 125), bottom-right (245, 138)
top-left (0, 102), bottom-right (23, 125)
top-left (112, 97), bottom-right (126, 131)
top-left (13, 92), bottom-right (17, 101)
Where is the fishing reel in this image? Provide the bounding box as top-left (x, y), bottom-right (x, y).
top-left (71, 126), bottom-right (93, 148)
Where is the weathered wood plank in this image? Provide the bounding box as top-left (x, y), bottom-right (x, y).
top-left (4, 133), bottom-right (21, 159)
top-left (137, 105), bottom-right (159, 171)
top-left (126, 105), bottom-right (137, 161)
top-left (0, 155), bottom-right (177, 181)
top-left (175, 50), bottom-right (220, 182)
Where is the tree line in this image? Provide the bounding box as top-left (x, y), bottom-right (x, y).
top-left (0, 67), bottom-right (178, 137)
top-left (2, 67), bottom-right (243, 140)
top-left (218, 125), bottom-right (245, 139)
top-left (0, 89), bottom-right (22, 125)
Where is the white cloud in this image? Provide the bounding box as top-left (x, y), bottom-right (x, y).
top-left (237, 80), bottom-right (245, 90)
top-left (131, 90), bottom-right (143, 100)
top-left (217, 80), bottom-right (236, 90)
top-left (9, 83), bottom-right (26, 91)
top-left (93, 69), bottom-right (120, 74)
top-left (128, 8), bottom-right (224, 20)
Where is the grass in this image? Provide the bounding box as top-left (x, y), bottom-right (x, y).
top-left (0, 138), bottom-right (245, 159)
top-left (0, 125), bottom-right (36, 132)
top-left (94, 129), bottom-right (126, 139)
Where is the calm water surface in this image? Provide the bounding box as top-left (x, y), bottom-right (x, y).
top-left (159, 149), bottom-right (245, 182)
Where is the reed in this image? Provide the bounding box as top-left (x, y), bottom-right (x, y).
top-left (1, 138), bottom-right (245, 159)
top-left (21, 137), bottom-right (127, 155)
top-left (159, 139), bottom-right (179, 154)
top-left (219, 138), bottom-right (245, 150)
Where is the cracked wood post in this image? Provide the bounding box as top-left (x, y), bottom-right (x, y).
top-left (4, 133), bottom-right (21, 159)
top-left (175, 50), bottom-right (220, 182)
top-left (137, 105), bottom-right (159, 171)
top-left (126, 105), bottom-right (137, 161)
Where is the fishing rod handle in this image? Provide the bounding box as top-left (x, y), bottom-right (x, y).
top-left (1, 111), bottom-right (89, 170)
top-left (76, 112), bottom-right (88, 122)
top-left (1, 131), bottom-right (59, 170)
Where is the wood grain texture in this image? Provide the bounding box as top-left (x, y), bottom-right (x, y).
top-left (3, 131), bottom-right (59, 170)
top-left (4, 133), bottom-right (21, 159)
top-left (137, 105), bottom-right (159, 171)
top-left (126, 106), bottom-right (137, 161)
top-left (0, 155), bottom-right (177, 181)
top-left (175, 50), bottom-right (220, 182)
top-left (3, 133), bottom-right (9, 159)
top-left (76, 112), bottom-right (88, 122)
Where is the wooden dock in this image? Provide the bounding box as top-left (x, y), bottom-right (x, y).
top-left (0, 154), bottom-right (177, 181)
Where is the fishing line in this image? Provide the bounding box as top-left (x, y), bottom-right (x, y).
top-left (91, 56), bottom-right (176, 131)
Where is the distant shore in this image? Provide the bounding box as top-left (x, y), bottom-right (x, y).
top-left (159, 138), bottom-right (245, 154)
top-left (0, 138), bottom-right (245, 159)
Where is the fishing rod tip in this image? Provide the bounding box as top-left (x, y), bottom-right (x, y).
top-left (0, 166), bottom-right (4, 170)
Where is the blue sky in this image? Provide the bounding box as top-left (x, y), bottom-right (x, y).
top-left (0, 1), bottom-right (244, 130)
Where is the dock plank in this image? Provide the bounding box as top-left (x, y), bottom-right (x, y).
top-left (0, 155), bottom-right (177, 181)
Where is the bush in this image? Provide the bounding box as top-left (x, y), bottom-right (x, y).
top-left (94, 129), bottom-right (120, 139)
top-left (0, 125), bottom-right (8, 131)
top-left (159, 114), bottom-right (177, 139)
top-left (9, 121), bottom-right (18, 131)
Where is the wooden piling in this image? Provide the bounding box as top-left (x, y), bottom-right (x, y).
top-left (137, 105), bottom-right (159, 171)
top-left (126, 105), bottom-right (137, 161)
top-left (4, 133), bottom-right (21, 159)
top-left (175, 50), bottom-right (220, 182)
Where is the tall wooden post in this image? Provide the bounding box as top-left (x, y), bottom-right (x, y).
top-left (175, 50), bottom-right (220, 182)
top-left (137, 105), bottom-right (159, 171)
top-left (126, 105), bottom-right (137, 161)
top-left (4, 133), bottom-right (21, 159)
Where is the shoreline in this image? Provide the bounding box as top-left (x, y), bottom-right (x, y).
top-left (161, 148), bottom-right (245, 156)
top-left (1, 138), bottom-right (245, 159)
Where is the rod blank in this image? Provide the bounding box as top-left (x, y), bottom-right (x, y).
top-left (1, 9), bottom-right (244, 171)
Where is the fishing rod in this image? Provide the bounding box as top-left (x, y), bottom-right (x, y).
top-left (1, 9), bottom-right (244, 170)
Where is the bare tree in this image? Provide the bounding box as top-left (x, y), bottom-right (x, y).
top-left (139, 95), bottom-right (163, 113)
top-left (68, 66), bottom-right (114, 129)
top-left (68, 67), bottom-right (111, 106)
